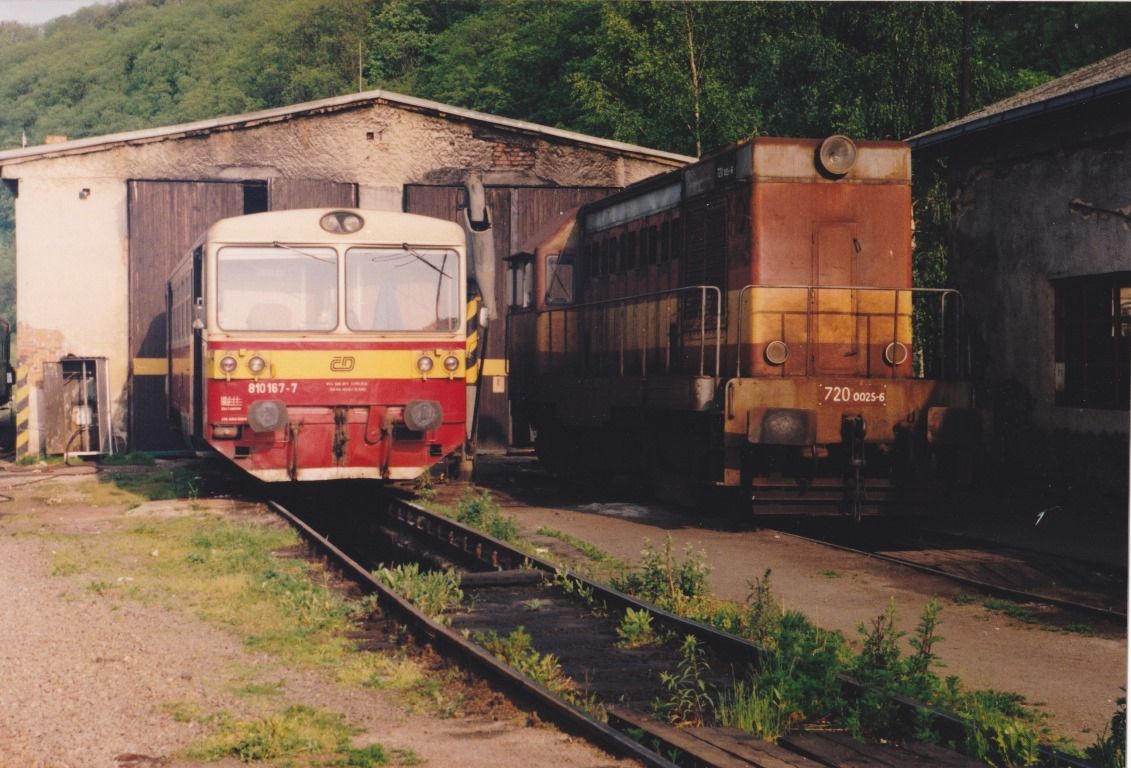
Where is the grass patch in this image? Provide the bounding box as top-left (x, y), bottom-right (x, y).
top-left (183, 704), bottom-right (418, 766)
top-left (101, 466), bottom-right (202, 502)
top-left (101, 451), bottom-right (157, 466)
top-left (982, 598), bottom-right (1038, 624)
top-left (536, 525), bottom-right (613, 562)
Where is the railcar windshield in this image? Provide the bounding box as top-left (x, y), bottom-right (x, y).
top-left (216, 246), bottom-right (338, 331)
top-left (345, 247), bottom-right (460, 332)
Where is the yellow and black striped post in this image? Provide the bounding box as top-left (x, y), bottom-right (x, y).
top-left (13, 365), bottom-right (29, 460)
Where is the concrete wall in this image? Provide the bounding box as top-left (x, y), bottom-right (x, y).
top-left (952, 134), bottom-right (1129, 434)
top-left (2, 97), bottom-right (684, 454)
top-left (946, 127), bottom-right (1129, 500)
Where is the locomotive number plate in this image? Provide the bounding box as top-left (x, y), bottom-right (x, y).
top-left (246, 381), bottom-right (298, 395)
top-left (820, 384), bottom-right (887, 405)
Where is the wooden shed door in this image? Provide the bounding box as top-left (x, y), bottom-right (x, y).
top-left (404, 184), bottom-right (614, 449)
top-left (128, 179), bottom-right (357, 451)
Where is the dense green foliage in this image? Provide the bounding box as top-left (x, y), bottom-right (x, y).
top-left (0, 0), bottom-right (1128, 324)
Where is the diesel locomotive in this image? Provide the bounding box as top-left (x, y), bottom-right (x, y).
top-left (167, 207), bottom-right (484, 482)
top-left (506, 136), bottom-right (981, 517)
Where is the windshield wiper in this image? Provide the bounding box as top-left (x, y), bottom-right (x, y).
top-left (272, 241), bottom-right (336, 263)
top-left (400, 243), bottom-right (451, 279)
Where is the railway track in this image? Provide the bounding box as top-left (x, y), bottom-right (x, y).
top-left (265, 487), bottom-right (1097, 768)
top-left (763, 517), bottom-right (1127, 623)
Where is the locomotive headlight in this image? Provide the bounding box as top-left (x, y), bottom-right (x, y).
top-left (442, 354), bottom-right (460, 373)
top-left (416, 355), bottom-right (434, 375)
top-left (320, 211), bottom-right (364, 234)
top-left (883, 341), bottom-right (909, 366)
top-left (404, 399), bottom-right (443, 432)
top-left (248, 400), bottom-right (288, 433)
top-left (764, 340), bottom-right (789, 366)
top-left (247, 355), bottom-right (267, 375)
top-left (219, 355), bottom-right (238, 374)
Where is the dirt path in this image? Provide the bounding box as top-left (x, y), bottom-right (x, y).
top-left (0, 467), bottom-right (631, 768)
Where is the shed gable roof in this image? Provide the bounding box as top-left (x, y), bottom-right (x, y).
top-left (910, 47), bottom-right (1131, 150)
top-left (0, 88), bottom-right (692, 167)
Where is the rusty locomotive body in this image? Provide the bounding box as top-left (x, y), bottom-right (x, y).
top-left (168, 208), bottom-right (481, 483)
top-left (506, 136), bottom-right (979, 516)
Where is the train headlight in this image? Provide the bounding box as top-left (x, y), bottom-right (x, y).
top-left (247, 400), bottom-right (288, 433)
top-left (404, 399), bottom-right (443, 432)
top-left (247, 355), bottom-right (267, 375)
top-left (442, 354), bottom-right (460, 373)
top-left (416, 355), bottom-right (434, 375)
top-left (883, 341), bottom-right (909, 366)
top-left (219, 355), bottom-right (238, 374)
top-left (818, 135), bottom-right (857, 176)
top-left (320, 211), bottom-right (364, 234)
top-left (764, 340), bottom-right (789, 366)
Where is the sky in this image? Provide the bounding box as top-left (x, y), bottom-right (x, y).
top-left (0, 0), bottom-right (114, 25)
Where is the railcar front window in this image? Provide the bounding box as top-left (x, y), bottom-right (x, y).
top-left (216, 246), bottom-right (338, 331)
top-left (346, 247), bottom-right (460, 332)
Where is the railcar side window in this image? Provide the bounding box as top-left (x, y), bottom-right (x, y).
top-left (346, 247), bottom-right (460, 332)
top-left (216, 246), bottom-right (337, 332)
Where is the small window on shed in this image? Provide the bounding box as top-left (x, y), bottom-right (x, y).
top-left (1054, 272), bottom-right (1130, 410)
top-left (242, 182), bottom-right (268, 214)
top-left (506, 255), bottom-right (534, 311)
top-left (545, 252), bottom-right (573, 305)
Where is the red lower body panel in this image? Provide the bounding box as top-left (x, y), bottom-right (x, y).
top-left (203, 378), bottom-right (466, 482)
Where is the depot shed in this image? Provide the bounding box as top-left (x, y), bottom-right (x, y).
top-left (910, 49), bottom-right (1131, 501)
top-left (0, 90), bottom-right (689, 457)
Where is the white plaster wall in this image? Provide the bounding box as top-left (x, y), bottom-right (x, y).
top-left (15, 176), bottom-right (129, 452)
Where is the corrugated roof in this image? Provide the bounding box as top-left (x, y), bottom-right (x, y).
top-left (0, 88), bottom-right (693, 166)
top-left (910, 47), bottom-right (1131, 149)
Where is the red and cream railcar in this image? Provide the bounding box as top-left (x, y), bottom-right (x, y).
top-left (507, 137), bottom-right (980, 516)
top-left (168, 208), bottom-right (477, 482)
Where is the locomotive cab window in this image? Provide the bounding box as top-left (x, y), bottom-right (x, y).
top-left (217, 246), bottom-right (337, 332)
top-left (545, 252), bottom-right (573, 305)
top-left (346, 247), bottom-right (460, 332)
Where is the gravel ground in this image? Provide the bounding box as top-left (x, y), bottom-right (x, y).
top-left (0, 465), bottom-right (632, 768)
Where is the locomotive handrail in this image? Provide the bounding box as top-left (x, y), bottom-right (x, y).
top-left (534, 285), bottom-right (723, 379)
top-left (734, 284), bottom-right (966, 379)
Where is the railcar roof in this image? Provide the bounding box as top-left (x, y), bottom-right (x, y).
top-left (207, 208), bottom-right (466, 247)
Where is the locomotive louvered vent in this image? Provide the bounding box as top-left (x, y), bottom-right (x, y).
top-left (681, 206), bottom-right (727, 329)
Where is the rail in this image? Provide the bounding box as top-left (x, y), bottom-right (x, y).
top-left (735, 284), bottom-right (967, 379)
top-left (522, 285), bottom-right (723, 379)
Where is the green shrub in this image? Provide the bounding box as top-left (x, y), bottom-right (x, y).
top-left (455, 489), bottom-right (518, 542)
top-left (612, 536), bottom-right (710, 614)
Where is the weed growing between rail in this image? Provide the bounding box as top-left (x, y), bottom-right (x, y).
top-left (476, 627), bottom-right (606, 720)
top-left (372, 562), bottom-right (463, 624)
top-left (608, 536), bottom-right (1087, 765)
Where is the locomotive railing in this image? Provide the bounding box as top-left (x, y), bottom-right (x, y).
top-left (734, 284), bottom-right (968, 379)
top-left (528, 285), bottom-right (723, 379)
